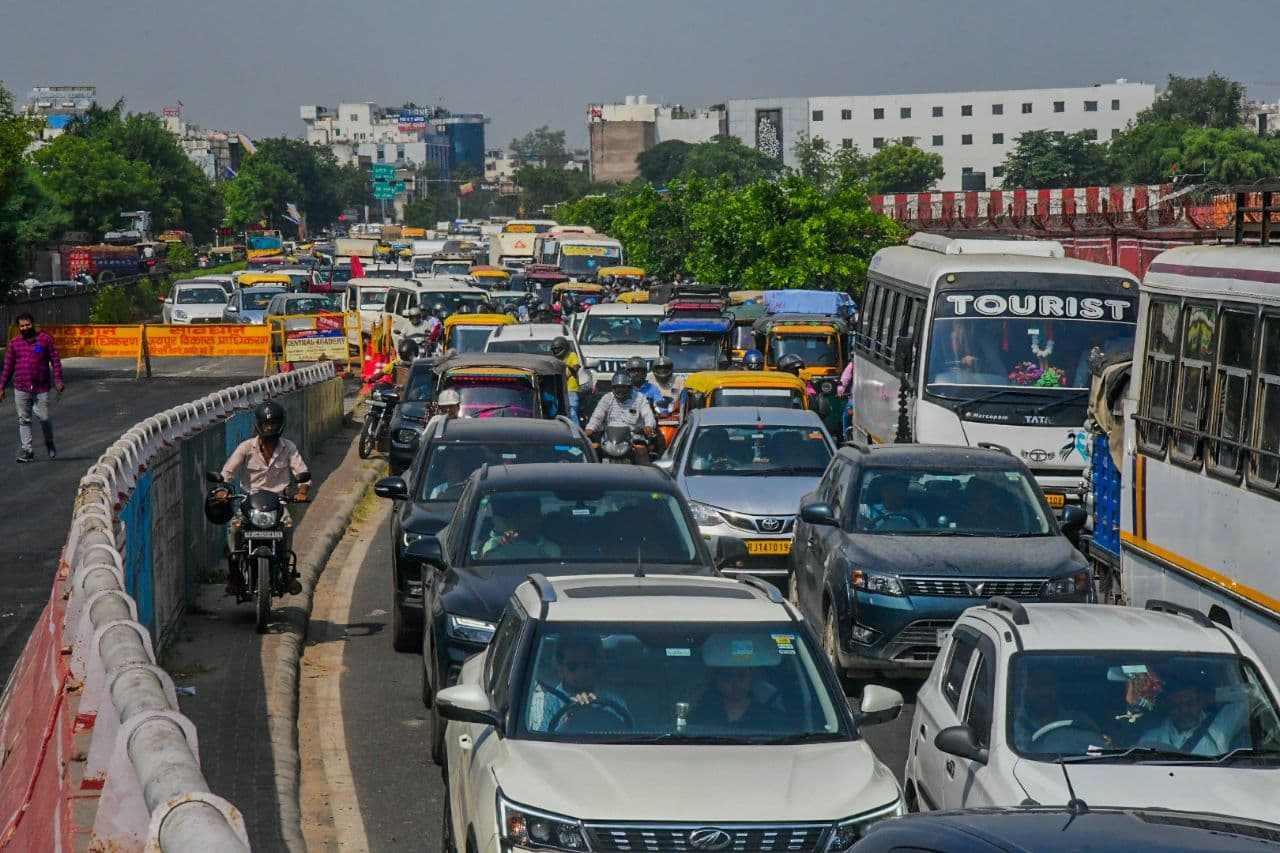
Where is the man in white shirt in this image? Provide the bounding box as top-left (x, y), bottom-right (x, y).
top-left (1138, 675), bottom-right (1245, 756)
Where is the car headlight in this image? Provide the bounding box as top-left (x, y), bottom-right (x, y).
top-left (850, 568), bottom-right (905, 596)
top-left (173, 309), bottom-right (188, 319)
top-left (394, 428), bottom-right (420, 444)
top-left (1043, 569), bottom-right (1092, 598)
top-left (248, 508), bottom-right (279, 528)
top-left (688, 501), bottom-right (725, 527)
top-left (826, 797), bottom-right (906, 851)
top-left (499, 795), bottom-right (588, 851)
top-left (446, 614), bottom-right (496, 644)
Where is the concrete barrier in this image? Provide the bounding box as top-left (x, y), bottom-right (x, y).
top-left (0, 361), bottom-right (343, 851)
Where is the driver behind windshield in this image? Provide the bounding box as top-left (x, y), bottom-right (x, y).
top-left (1137, 669), bottom-right (1247, 756)
top-left (481, 496), bottom-right (562, 558)
top-left (860, 472), bottom-right (928, 530)
top-left (1012, 671), bottom-right (1103, 754)
top-left (527, 635), bottom-right (629, 732)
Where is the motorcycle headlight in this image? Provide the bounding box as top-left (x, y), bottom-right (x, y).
top-left (499, 795), bottom-right (588, 851)
top-left (850, 568), bottom-right (905, 597)
top-left (601, 438), bottom-right (630, 455)
top-left (826, 798), bottom-right (906, 851)
top-left (249, 508), bottom-right (280, 528)
top-left (446, 614), bottom-right (496, 644)
top-left (688, 501), bottom-right (725, 527)
top-left (1043, 569), bottom-right (1092, 598)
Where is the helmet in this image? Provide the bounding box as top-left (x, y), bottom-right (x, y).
top-left (437, 388), bottom-right (460, 408)
top-left (455, 304), bottom-right (472, 314)
top-left (743, 349), bottom-right (765, 370)
top-left (626, 356), bottom-right (647, 376)
top-left (652, 355), bottom-right (674, 380)
top-left (406, 306), bottom-right (423, 320)
top-left (254, 400), bottom-right (285, 439)
top-left (398, 338), bottom-right (420, 362)
top-left (203, 489), bottom-right (234, 524)
top-left (777, 354), bottom-right (805, 376)
top-left (610, 372), bottom-right (631, 398)
top-left (550, 336), bottom-right (570, 357)
top-left (433, 302), bottom-right (446, 316)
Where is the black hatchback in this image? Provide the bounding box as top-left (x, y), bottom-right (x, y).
top-left (374, 417), bottom-right (595, 651)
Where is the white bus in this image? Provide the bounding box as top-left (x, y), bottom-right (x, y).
top-left (1122, 241), bottom-right (1280, 676)
top-left (853, 233), bottom-right (1139, 507)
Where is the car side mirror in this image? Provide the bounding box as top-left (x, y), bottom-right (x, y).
top-left (714, 537), bottom-right (749, 571)
top-left (161, 295), bottom-right (171, 304)
top-left (893, 335), bottom-right (915, 374)
top-left (935, 725), bottom-right (989, 764)
top-left (856, 684), bottom-right (904, 727)
top-left (406, 535), bottom-right (445, 568)
top-left (435, 683), bottom-right (503, 730)
top-left (799, 502), bottom-right (838, 527)
top-left (653, 458), bottom-right (674, 474)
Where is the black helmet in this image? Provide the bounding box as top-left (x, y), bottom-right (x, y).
top-left (610, 372), bottom-right (631, 398)
top-left (203, 489), bottom-right (234, 524)
top-left (652, 355), bottom-right (674, 379)
top-left (743, 349), bottom-right (765, 370)
top-left (551, 336), bottom-right (570, 357)
top-left (398, 338), bottom-right (421, 362)
top-left (777, 353), bottom-right (805, 376)
top-left (626, 355), bottom-right (648, 377)
top-left (254, 400), bottom-right (285, 439)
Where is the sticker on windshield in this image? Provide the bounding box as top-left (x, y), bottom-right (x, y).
top-left (731, 640), bottom-right (754, 659)
top-left (666, 648), bottom-right (691, 657)
top-left (808, 432), bottom-right (824, 440)
top-left (1121, 664), bottom-right (1148, 675)
top-left (501, 452), bottom-right (517, 460)
top-left (566, 447), bottom-right (584, 456)
top-left (1005, 472), bottom-right (1021, 482)
top-left (571, 508), bottom-right (590, 516)
top-left (772, 634), bottom-right (797, 655)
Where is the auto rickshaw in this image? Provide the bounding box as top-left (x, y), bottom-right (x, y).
top-left (751, 313), bottom-right (850, 434)
top-left (658, 316), bottom-right (734, 384)
top-left (441, 313), bottom-right (517, 354)
top-left (655, 370), bottom-right (810, 445)
top-left (433, 353), bottom-right (570, 420)
top-left (468, 265), bottom-right (512, 291)
top-left (552, 281), bottom-right (606, 313)
top-left (616, 289), bottom-right (650, 304)
top-left (237, 272), bottom-right (293, 290)
top-left (603, 265), bottom-right (645, 286)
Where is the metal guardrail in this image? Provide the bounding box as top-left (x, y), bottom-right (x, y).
top-left (56, 361), bottom-right (338, 850)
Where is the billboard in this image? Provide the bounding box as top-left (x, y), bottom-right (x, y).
top-left (398, 110), bottom-right (430, 132)
top-left (755, 108), bottom-right (784, 161)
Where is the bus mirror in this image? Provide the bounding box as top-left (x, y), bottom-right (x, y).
top-left (893, 336), bottom-right (915, 373)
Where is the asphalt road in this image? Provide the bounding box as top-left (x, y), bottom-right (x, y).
top-left (0, 356), bottom-right (264, 689)
top-left (333, 519), bottom-right (919, 850)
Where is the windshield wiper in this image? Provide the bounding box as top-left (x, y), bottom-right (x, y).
top-left (608, 733), bottom-right (751, 745)
top-left (934, 388), bottom-right (1042, 412)
top-left (1033, 390), bottom-right (1090, 414)
top-left (1211, 747), bottom-right (1280, 765)
top-left (468, 404), bottom-right (519, 415)
top-left (1061, 746), bottom-right (1196, 763)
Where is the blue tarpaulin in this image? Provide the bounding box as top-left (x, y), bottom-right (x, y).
top-left (659, 317), bottom-right (733, 334)
top-left (763, 290), bottom-right (856, 316)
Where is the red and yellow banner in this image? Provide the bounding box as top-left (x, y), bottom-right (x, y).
top-left (144, 324), bottom-right (270, 358)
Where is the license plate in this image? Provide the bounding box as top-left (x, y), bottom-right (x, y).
top-left (245, 530), bottom-right (284, 540)
top-left (746, 540), bottom-right (791, 555)
top-left (1044, 493), bottom-right (1066, 509)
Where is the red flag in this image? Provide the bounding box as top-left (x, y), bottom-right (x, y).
top-left (350, 255), bottom-right (365, 278)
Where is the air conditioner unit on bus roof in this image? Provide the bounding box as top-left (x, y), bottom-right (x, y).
top-left (907, 232), bottom-right (1065, 258)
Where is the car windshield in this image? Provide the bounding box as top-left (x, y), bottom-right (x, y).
top-left (487, 339), bottom-right (555, 356)
top-left (404, 367), bottom-right (435, 402)
top-left (560, 249), bottom-right (622, 278)
top-left (686, 425), bottom-right (831, 476)
top-left (516, 621), bottom-right (848, 744)
top-left (452, 326), bottom-right (497, 352)
top-left (581, 315), bottom-right (661, 345)
top-left (331, 266), bottom-right (352, 284)
top-left (368, 268), bottom-right (414, 280)
top-left (281, 298), bottom-right (336, 315)
top-left (468, 488), bottom-right (699, 565)
top-left (769, 334), bottom-right (839, 368)
top-left (665, 335), bottom-right (722, 372)
top-left (926, 290), bottom-right (1137, 393)
top-left (418, 442), bottom-right (588, 502)
top-left (358, 289), bottom-right (388, 309)
top-left (709, 387), bottom-right (805, 410)
top-left (177, 288), bottom-right (226, 305)
top-left (854, 467), bottom-right (1051, 535)
top-left (453, 381), bottom-right (537, 418)
top-left (434, 262), bottom-right (472, 276)
top-left (244, 290), bottom-right (283, 310)
top-left (1007, 651), bottom-right (1280, 761)
top-left (426, 292), bottom-right (487, 314)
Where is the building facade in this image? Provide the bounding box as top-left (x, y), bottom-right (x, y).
top-left (24, 85), bottom-right (96, 141)
top-left (727, 80), bottom-right (1156, 187)
top-left (587, 96), bottom-right (727, 182)
top-left (300, 102), bottom-right (482, 175)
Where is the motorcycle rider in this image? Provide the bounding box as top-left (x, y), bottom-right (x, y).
top-left (626, 356), bottom-right (663, 412)
top-left (215, 401), bottom-right (311, 598)
top-left (742, 349), bottom-right (765, 371)
top-left (585, 372), bottom-right (657, 464)
top-left (647, 355), bottom-right (679, 416)
top-left (550, 336), bottom-right (582, 422)
top-left (777, 354), bottom-right (828, 417)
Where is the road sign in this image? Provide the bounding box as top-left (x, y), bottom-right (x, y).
top-left (372, 185), bottom-right (397, 200)
top-left (371, 164), bottom-right (396, 181)
top-left (392, 180), bottom-right (406, 192)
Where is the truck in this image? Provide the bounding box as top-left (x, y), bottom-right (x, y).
top-left (246, 229), bottom-right (284, 259)
top-left (488, 219), bottom-right (557, 269)
top-left (334, 237), bottom-right (381, 259)
top-left (60, 244), bottom-right (143, 283)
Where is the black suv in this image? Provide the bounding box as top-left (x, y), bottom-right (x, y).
top-left (374, 417), bottom-right (595, 651)
top-left (409, 462), bottom-right (742, 764)
top-left (387, 357), bottom-right (439, 475)
top-left (789, 442), bottom-right (1089, 678)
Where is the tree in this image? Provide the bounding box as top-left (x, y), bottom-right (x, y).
top-left (34, 136), bottom-right (161, 236)
top-left (509, 126), bottom-right (569, 168)
top-left (553, 193), bottom-right (617, 233)
top-left (0, 83), bottom-right (48, 288)
top-left (683, 136), bottom-right (782, 186)
top-left (608, 180), bottom-right (703, 278)
top-left (1163, 128), bottom-right (1280, 184)
top-left (1139, 73), bottom-right (1246, 130)
top-left (1108, 120), bottom-right (1191, 184)
top-left (999, 129), bottom-right (1114, 188)
top-left (220, 159), bottom-right (301, 228)
top-left (792, 133), bottom-right (867, 192)
top-left (402, 196), bottom-right (437, 228)
top-left (863, 140), bottom-right (945, 193)
top-left (513, 163), bottom-right (594, 214)
top-left (636, 140), bottom-right (694, 185)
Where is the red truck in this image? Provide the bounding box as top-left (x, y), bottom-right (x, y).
top-left (60, 244), bottom-right (144, 283)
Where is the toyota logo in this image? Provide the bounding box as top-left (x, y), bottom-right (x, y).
top-left (758, 517), bottom-right (784, 533)
top-left (689, 828), bottom-right (733, 850)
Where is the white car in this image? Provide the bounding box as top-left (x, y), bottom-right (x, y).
top-left (903, 598), bottom-right (1280, 821)
top-left (163, 282), bottom-right (228, 324)
top-left (438, 573), bottom-right (905, 853)
top-left (575, 303), bottom-right (664, 389)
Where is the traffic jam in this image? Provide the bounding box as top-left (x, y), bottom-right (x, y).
top-left (343, 214), bottom-right (1280, 852)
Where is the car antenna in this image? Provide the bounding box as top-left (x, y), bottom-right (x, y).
top-left (1057, 754), bottom-right (1088, 816)
top-left (634, 546), bottom-right (645, 578)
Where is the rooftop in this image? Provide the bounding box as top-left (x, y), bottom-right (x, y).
top-left (522, 574), bottom-right (793, 624)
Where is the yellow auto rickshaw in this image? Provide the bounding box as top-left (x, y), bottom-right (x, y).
top-left (442, 312), bottom-right (517, 354)
top-left (237, 272), bottom-right (293, 290)
top-left (616, 290), bottom-right (650, 304)
top-left (469, 265), bottom-right (512, 291)
top-left (604, 265), bottom-right (646, 285)
top-left (434, 353), bottom-right (570, 420)
top-left (551, 281), bottom-right (606, 310)
top-left (665, 370), bottom-right (811, 445)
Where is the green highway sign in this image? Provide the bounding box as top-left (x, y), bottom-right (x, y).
top-left (372, 185), bottom-right (397, 200)
top-left (371, 164), bottom-right (396, 181)
top-left (393, 180), bottom-right (406, 192)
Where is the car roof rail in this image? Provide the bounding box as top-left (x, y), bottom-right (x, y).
top-left (976, 441), bottom-right (1014, 456)
top-left (527, 573), bottom-right (558, 605)
top-left (1145, 599), bottom-right (1214, 628)
top-left (985, 596), bottom-right (1029, 625)
top-left (737, 573), bottom-right (785, 605)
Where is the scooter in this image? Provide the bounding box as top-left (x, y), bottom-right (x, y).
top-left (204, 472), bottom-right (306, 633)
top-left (359, 385), bottom-right (400, 458)
top-left (598, 424), bottom-right (657, 465)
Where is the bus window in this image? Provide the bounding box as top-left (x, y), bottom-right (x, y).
top-left (1249, 314), bottom-right (1280, 489)
top-left (1172, 303), bottom-right (1216, 464)
top-left (1208, 310), bottom-right (1256, 475)
top-left (1139, 299), bottom-right (1181, 453)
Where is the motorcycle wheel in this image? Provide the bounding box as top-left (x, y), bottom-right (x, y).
top-left (255, 555), bottom-right (271, 634)
top-left (358, 414), bottom-right (377, 459)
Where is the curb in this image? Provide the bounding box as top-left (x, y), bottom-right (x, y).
top-left (268, 422), bottom-right (385, 852)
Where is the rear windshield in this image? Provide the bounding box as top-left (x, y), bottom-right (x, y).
top-left (418, 442), bottom-right (588, 502)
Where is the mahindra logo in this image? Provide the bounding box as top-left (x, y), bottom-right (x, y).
top-left (969, 581), bottom-right (989, 596)
top-left (689, 828), bottom-right (733, 850)
top-left (1021, 448), bottom-right (1054, 464)
top-left (758, 517), bottom-right (784, 532)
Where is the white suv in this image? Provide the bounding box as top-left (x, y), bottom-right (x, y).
top-left (904, 598), bottom-right (1280, 821)
top-left (438, 573), bottom-right (906, 853)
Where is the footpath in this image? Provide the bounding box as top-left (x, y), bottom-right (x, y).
top-left (161, 401), bottom-right (384, 852)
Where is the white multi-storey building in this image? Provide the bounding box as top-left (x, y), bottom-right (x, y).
top-left (727, 79), bottom-right (1156, 187)
top-left (301, 102), bottom-right (452, 172)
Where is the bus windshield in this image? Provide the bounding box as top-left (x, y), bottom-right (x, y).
top-left (560, 244), bottom-right (622, 277)
top-left (925, 290), bottom-right (1136, 393)
top-left (769, 334), bottom-right (839, 368)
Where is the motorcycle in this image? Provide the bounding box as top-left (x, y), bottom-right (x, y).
top-left (598, 424), bottom-right (656, 465)
top-left (359, 385), bottom-right (400, 458)
top-left (203, 471), bottom-right (306, 633)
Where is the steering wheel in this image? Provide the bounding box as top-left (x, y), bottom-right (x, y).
top-left (540, 681), bottom-right (634, 731)
top-left (1031, 718), bottom-right (1104, 744)
top-left (710, 458), bottom-right (734, 472)
top-left (871, 512), bottom-right (921, 531)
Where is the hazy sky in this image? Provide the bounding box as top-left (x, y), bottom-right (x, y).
top-left (4, 0), bottom-right (1278, 150)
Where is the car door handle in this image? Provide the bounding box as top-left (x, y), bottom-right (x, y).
top-left (945, 759), bottom-right (956, 778)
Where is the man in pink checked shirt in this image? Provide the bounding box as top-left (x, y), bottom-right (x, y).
top-left (0, 313), bottom-right (64, 463)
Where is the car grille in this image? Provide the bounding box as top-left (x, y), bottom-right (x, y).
top-left (900, 577), bottom-right (1046, 598)
top-left (719, 510), bottom-right (795, 535)
top-left (585, 822), bottom-right (830, 852)
top-left (886, 619), bottom-right (954, 663)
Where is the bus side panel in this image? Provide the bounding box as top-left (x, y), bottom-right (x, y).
top-left (852, 355), bottom-right (902, 444)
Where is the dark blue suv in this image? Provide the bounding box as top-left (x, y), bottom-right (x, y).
top-left (788, 442), bottom-right (1089, 678)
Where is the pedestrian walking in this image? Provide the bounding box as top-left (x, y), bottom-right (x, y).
top-left (0, 313), bottom-right (64, 462)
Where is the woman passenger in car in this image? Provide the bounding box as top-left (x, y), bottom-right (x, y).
top-left (690, 666), bottom-right (786, 729)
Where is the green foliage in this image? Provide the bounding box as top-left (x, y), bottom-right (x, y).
top-left (863, 140), bottom-right (945, 193)
top-left (166, 241), bottom-right (195, 271)
top-left (683, 136), bottom-right (782, 185)
top-left (1, 163), bottom-right (67, 291)
top-left (34, 136), bottom-right (161, 235)
top-left (610, 180), bottom-right (703, 279)
top-left (402, 196), bottom-right (437, 229)
top-left (1164, 127), bottom-right (1280, 184)
top-left (1107, 120), bottom-right (1191, 184)
top-left (88, 284), bottom-right (132, 323)
top-left (792, 133), bottom-right (868, 191)
top-left (1000, 130), bottom-right (1114, 189)
top-left (510, 126), bottom-right (569, 168)
top-left (636, 140), bottom-right (694, 185)
top-left (221, 159), bottom-right (301, 229)
top-left (552, 193), bottom-right (617, 233)
top-left (1139, 73), bottom-right (1246, 130)
top-left (514, 164), bottom-right (595, 214)
top-left (221, 138), bottom-right (369, 231)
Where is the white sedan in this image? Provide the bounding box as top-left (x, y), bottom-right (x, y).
top-left (163, 282), bottom-right (229, 324)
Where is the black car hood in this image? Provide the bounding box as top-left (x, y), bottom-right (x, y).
top-left (442, 562), bottom-right (712, 623)
top-left (843, 532), bottom-right (1086, 577)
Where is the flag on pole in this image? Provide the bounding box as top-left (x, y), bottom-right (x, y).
top-left (286, 202), bottom-right (302, 222)
top-left (350, 256), bottom-right (365, 278)
top-left (458, 182), bottom-right (475, 197)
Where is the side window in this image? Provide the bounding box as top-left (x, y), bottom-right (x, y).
top-left (1138, 299), bottom-right (1181, 454)
top-left (1208, 309), bottom-right (1256, 477)
top-left (484, 604), bottom-right (526, 710)
top-left (859, 282), bottom-right (881, 351)
top-left (1171, 302), bottom-right (1217, 465)
top-left (963, 652), bottom-right (994, 748)
top-left (942, 631), bottom-right (978, 711)
top-left (877, 290), bottom-right (900, 360)
top-left (829, 460), bottom-right (854, 520)
top-left (441, 480), bottom-right (472, 560)
top-left (1249, 314), bottom-right (1280, 491)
